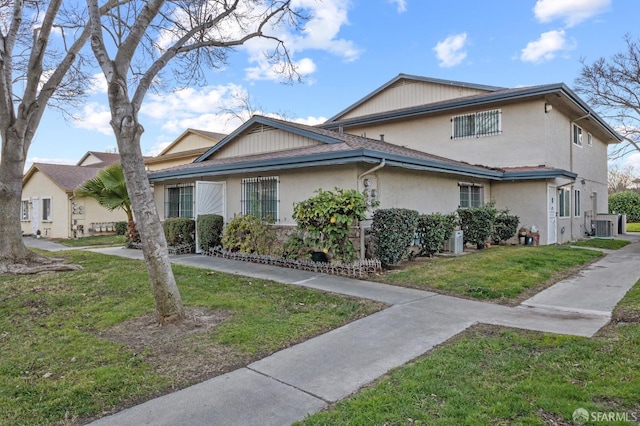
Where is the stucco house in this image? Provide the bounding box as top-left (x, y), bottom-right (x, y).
top-left (21, 152), bottom-right (125, 239)
top-left (148, 74), bottom-right (621, 246)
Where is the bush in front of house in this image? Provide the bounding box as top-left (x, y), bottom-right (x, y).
top-left (221, 214), bottom-right (276, 254)
top-left (416, 212), bottom-right (458, 256)
top-left (114, 221), bottom-right (127, 236)
top-left (293, 188), bottom-right (369, 262)
top-left (371, 208), bottom-right (419, 266)
top-left (492, 209), bottom-right (520, 244)
top-left (163, 217), bottom-right (195, 247)
top-left (197, 214), bottom-right (224, 252)
top-left (609, 191), bottom-right (640, 222)
top-left (457, 204), bottom-right (497, 247)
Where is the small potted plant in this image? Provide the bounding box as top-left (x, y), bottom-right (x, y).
top-left (36, 229), bottom-right (41, 239)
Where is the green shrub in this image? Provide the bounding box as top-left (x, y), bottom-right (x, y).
top-left (457, 204), bottom-right (497, 246)
top-left (221, 214), bottom-right (276, 254)
top-left (197, 214), bottom-right (224, 252)
top-left (492, 209), bottom-right (520, 244)
top-left (114, 221), bottom-right (127, 236)
top-left (609, 191), bottom-right (640, 222)
top-left (416, 212), bottom-right (458, 256)
top-left (371, 208), bottom-right (419, 266)
top-left (163, 217), bottom-right (195, 246)
top-left (281, 231), bottom-right (308, 259)
top-left (293, 188), bottom-right (369, 262)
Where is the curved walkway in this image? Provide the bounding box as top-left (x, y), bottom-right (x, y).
top-left (23, 236), bottom-right (640, 426)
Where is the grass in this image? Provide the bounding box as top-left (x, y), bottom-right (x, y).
top-left (380, 246), bottom-right (603, 301)
top-left (56, 235), bottom-right (127, 247)
top-left (570, 238), bottom-right (631, 250)
top-left (0, 250), bottom-right (383, 425)
top-left (626, 222), bottom-right (640, 232)
top-left (297, 281), bottom-right (640, 426)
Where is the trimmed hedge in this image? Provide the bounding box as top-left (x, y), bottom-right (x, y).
top-left (457, 204), bottom-right (497, 246)
top-left (197, 214), bottom-right (224, 252)
top-left (114, 221), bottom-right (127, 236)
top-left (163, 217), bottom-right (195, 247)
top-left (372, 208), bottom-right (419, 266)
top-left (416, 212), bottom-right (458, 256)
top-left (492, 209), bottom-right (520, 244)
top-left (609, 191), bottom-right (640, 222)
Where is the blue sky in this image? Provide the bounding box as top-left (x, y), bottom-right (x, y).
top-left (29, 0), bottom-right (639, 169)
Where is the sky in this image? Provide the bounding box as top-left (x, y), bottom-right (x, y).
top-left (27, 0), bottom-right (640, 170)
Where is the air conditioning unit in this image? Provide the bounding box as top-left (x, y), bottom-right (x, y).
top-left (593, 220), bottom-right (613, 238)
top-left (443, 230), bottom-right (464, 254)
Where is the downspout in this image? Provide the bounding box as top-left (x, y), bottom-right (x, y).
top-left (569, 112), bottom-right (591, 241)
top-left (69, 194), bottom-right (74, 239)
top-left (358, 159), bottom-right (385, 260)
top-left (358, 159), bottom-right (386, 179)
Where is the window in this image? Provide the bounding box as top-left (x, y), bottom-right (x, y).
top-left (573, 124), bottom-right (583, 147)
top-left (459, 184), bottom-right (483, 208)
top-left (165, 184), bottom-right (194, 218)
top-left (574, 189), bottom-right (581, 217)
top-left (587, 132), bottom-right (593, 147)
top-left (241, 177), bottom-right (279, 220)
top-left (21, 200), bottom-right (30, 221)
top-left (558, 188), bottom-right (570, 217)
top-left (452, 109), bottom-right (501, 139)
top-left (42, 198), bottom-right (52, 221)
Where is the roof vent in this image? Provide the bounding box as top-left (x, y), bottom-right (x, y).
top-left (380, 134), bottom-right (385, 142)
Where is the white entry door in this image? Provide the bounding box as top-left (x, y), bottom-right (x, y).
top-left (195, 181), bottom-right (226, 253)
top-left (547, 185), bottom-right (557, 244)
top-left (31, 198), bottom-right (40, 236)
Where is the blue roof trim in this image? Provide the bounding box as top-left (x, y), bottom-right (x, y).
top-left (194, 115), bottom-right (344, 163)
top-left (325, 73), bottom-right (505, 123)
top-left (320, 83), bottom-right (622, 143)
top-left (149, 146), bottom-right (575, 183)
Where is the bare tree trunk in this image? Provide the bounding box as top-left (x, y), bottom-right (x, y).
top-left (109, 81), bottom-right (184, 323)
top-left (0, 132), bottom-right (31, 264)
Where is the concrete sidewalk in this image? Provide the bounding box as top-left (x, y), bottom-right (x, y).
top-left (24, 236), bottom-right (640, 425)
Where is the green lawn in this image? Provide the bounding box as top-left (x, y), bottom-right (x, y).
top-left (297, 281), bottom-right (640, 426)
top-left (625, 223), bottom-right (640, 232)
top-left (571, 238), bottom-right (631, 250)
top-left (56, 234), bottom-right (127, 247)
top-left (0, 250), bottom-right (383, 425)
top-left (380, 246), bottom-right (603, 302)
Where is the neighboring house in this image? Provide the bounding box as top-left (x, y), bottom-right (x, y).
top-left (145, 129), bottom-right (226, 171)
top-left (147, 74), bottom-right (621, 246)
top-left (21, 152), bottom-right (125, 239)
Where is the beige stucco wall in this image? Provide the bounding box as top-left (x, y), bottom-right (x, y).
top-left (339, 80), bottom-right (491, 120)
top-left (22, 171), bottom-right (126, 239)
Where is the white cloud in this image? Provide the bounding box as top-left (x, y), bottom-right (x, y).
top-left (388, 0), bottom-right (407, 13)
top-left (533, 0), bottom-right (611, 27)
top-left (244, 0), bottom-right (360, 81)
top-left (433, 33), bottom-right (468, 68)
top-left (72, 103), bottom-right (113, 135)
top-left (520, 30), bottom-right (575, 63)
top-left (86, 73), bottom-right (108, 95)
top-left (293, 116), bottom-right (327, 126)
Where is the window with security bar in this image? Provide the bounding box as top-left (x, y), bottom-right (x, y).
top-left (165, 184), bottom-right (194, 218)
top-left (241, 177), bottom-right (279, 221)
top-left (452, 109), bottom-right (501, 139)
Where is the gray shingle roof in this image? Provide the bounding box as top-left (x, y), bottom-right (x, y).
top-left (31, 163), bottom-right (106, 192)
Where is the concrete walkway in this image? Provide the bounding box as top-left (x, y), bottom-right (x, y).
top-left (23, 236), bottom-right (640, 425)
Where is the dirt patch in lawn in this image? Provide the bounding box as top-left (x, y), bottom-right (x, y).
top-left (99, 307), bottom-right (243, 386)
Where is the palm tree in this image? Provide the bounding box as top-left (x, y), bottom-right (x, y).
top-left (76, 163), bottom-right (139, 242)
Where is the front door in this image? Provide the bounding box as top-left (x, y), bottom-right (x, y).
top-left (195, 181), bottom-right (226, 253)
top-left (547, 185), bottom-right (557, 244)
